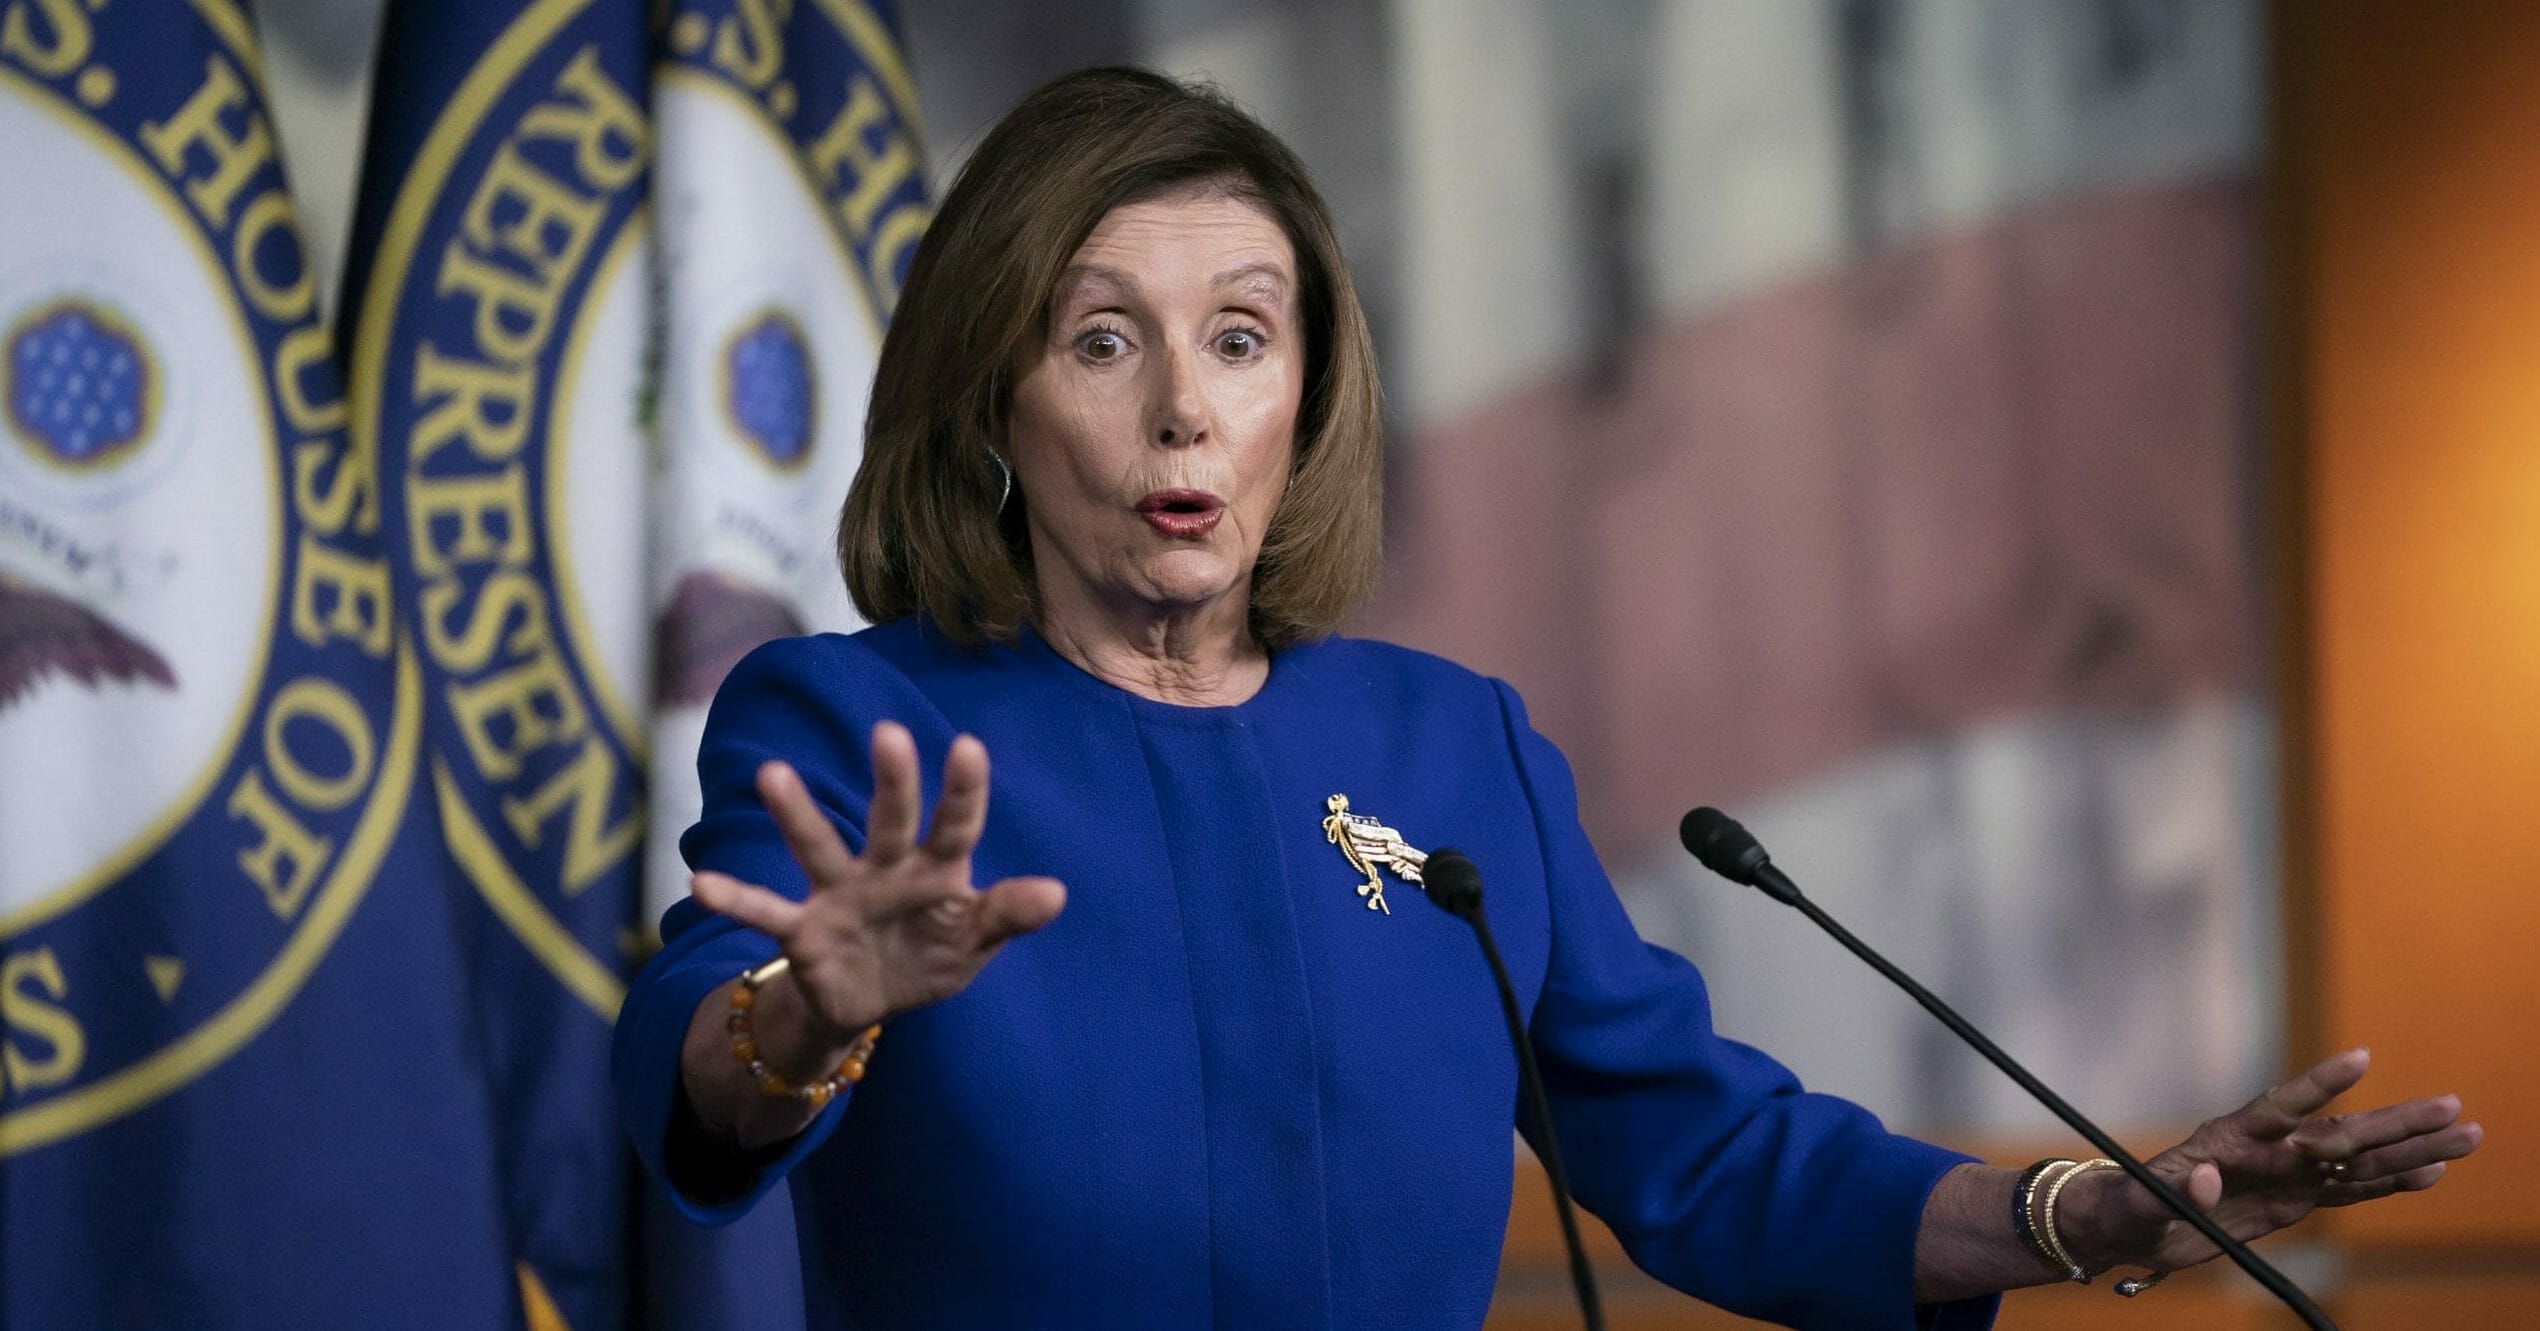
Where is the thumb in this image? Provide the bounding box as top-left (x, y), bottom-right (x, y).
top-left (2187, 1160), bottom-right (2224, 1212)
top-left (971, 875), bottom-right (1067, 949)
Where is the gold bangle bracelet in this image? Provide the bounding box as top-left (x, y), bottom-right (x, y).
top-left (2021, 1159), bottom-right (2085, 1279)
top-left (2040, 1158), bottom-right (2120, 1283)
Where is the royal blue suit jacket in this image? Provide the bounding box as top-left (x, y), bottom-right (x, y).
top-left (614, 619), bottom-right (1999, 1329)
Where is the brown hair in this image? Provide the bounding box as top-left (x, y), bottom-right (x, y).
top-left (837, 67), bottom-right (1383, 649)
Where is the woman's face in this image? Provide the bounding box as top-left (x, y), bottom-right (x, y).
top-left (1006, 187), bottom-right (1304, 630)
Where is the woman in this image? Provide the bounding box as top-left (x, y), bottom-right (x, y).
top-left (614, 68), bottom-right (2479, 1329)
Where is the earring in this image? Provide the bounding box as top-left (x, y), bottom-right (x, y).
top-left (985, 447), bottom-right (1013, 513)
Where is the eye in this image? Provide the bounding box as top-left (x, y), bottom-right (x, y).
top-left (1076, 327), bottom-right (1129, 363)
top-left (1214, 327), bottom-right (1264, 360)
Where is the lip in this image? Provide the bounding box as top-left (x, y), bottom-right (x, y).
top-left (1136, 489), bottom-right (1226, 539)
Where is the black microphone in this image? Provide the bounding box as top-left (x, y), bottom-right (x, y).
top-left (1677, 807), bottom-right (2337, 1330)
top-left (1422, 849), bottom-right (1606, 1331)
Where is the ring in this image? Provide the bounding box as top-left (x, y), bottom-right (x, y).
top-left (2316, 1158), bottom-right (2352, 1184)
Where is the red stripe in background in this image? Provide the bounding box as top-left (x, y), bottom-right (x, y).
top-left (1363, 177), bottom-right (2259, 849)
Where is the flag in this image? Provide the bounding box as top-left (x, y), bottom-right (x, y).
top-left (343, 0), bottom-right (656, 1325)
top-left (640, 1), bottom-right (930, 1323)
top-left (0, 0), bottom-right (514, 1325)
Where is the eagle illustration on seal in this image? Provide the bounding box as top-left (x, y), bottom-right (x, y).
top-left (0, 568), bottom-right (174, 714)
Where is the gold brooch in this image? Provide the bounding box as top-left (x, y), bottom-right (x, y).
top-left (1321, 793), bottom-right (1428, 914)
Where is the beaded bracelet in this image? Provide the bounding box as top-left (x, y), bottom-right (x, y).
top-left (726, 956), bottom-right (879, 1109)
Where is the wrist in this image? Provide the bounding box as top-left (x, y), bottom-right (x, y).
top-left (756, 969), bottom-right (875, 1068)
top-left (2054, 1164), bottom-right (2133, 1276)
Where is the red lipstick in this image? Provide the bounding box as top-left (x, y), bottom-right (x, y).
top-left (1136, 489), bottom-right (1225, 538)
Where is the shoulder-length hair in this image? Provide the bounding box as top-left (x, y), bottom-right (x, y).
top-left (837, 67), bottom-right (1383, 650)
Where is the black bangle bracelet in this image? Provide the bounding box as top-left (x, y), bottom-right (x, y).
top-left (2010, 1158), bottom-right (2070, 1274)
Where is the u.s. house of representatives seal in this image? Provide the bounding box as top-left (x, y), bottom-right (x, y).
top-left (356, 0), bottom-right (658, 1020)
top-left (0, 0), bottom-right (419, 1155)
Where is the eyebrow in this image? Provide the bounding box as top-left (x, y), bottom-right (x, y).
top-left (1055, 264), bottom-right (1139, 302)
top-left (1213, 261), bottom-right (1291, 301)
top-left (1054, 261), bottom-right (1293, 306)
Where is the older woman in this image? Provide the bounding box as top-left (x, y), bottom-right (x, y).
top-left (614, 68), bottom-right (2478, 1329)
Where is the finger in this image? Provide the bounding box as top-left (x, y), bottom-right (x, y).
top-left (758, 762), bottom-right (856, 885)
top-left (969, 875), bottom-right (1067, 950)
top-left (2347, 1118), bottom-right (2484, 1183)
top-left (2244, 1048), bottom-right (2371, 1136)
top-left (2319, 1161), bottom-right (2447, 1208)
top-left (924, 734), bottom-right (991, 862)
top-left (2117, 1153), bottom-right (2210, 1231)
top-left (2387, 1161), bottom-right (2449, 1192)
top-left (2128, 1160), bottom-right (2232, 1264)
top-left (691, 870), bottom-right (804, 939)
top-left (863, 722), bottom-right (922, 866)
top-left (2186, 1160), bottom-right (2223, 1213)
top-left (2292, 1094), bottom-right (2462, 1162)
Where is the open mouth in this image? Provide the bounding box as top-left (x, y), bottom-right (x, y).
top-left (1139, 490), bottom-right (1222, 514)
top-left (1137, 489), bottom-right (1226, 537)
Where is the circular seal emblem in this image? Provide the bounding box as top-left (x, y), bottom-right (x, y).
top-left (0, 10), bottom-right (415, 1154)
top-left (640, 0), bottom-right (928, 921)
top-left (359, 0), bottom-right (653, 1022)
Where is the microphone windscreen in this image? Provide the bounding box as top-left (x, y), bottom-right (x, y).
top-left (1422, 847), bottom-right (1483, 920)
top-left (1679, 807), bottom-right (1767, 885)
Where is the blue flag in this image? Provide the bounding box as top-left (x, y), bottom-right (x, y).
top-left (343, 0), bottom-right (655, 1326)
top-left (640, 3), bottom-right (930, 1324)
top-left (0, 0), bottom-right (515, 1325)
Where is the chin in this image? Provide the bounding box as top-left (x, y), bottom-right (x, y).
top-left (1131, 550), bottom-right (1246, 610)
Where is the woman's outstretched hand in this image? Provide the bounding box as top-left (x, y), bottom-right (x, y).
top-left (680, 722), bottom-right (1064, 1147)
top-left (692, 722), bottom-right (1067, 1034)
top-left (2066, 1048), bottom-right (2483, 1276)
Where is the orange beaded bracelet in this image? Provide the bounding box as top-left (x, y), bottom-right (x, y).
top-left (726, 956), bottom-right (879, 1109)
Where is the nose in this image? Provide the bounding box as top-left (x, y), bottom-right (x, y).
top-left (1151, 344), bottom-right (1209, 447)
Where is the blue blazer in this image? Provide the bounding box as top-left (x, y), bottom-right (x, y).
top-left (613, 619), bottom-right (1998, 1329)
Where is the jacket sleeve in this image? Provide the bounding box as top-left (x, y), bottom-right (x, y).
top-left (612, 637), bottom-right (881, 1225)
top-left (1495, 679), bottom-right (1999, 1330)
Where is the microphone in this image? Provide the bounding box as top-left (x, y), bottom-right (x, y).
top-left (1677, 808), bottom-right (2337, 1329)
top-left (1422, 849), bottom-right (1606, 1331)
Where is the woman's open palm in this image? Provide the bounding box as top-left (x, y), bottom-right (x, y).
top-left (2083, 1048), bottom-right (2481, 1274)
top-left (689, 721), bottom-right (1067, 1037)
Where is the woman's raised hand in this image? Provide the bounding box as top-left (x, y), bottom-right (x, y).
top-left (690, 722), bottom-right (1067, 1040)
top-left (2068, 1048), bottom-right (2482, 1276)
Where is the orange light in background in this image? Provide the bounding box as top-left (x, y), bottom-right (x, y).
top-left (2288, 0), bottom-right (2540, 1253)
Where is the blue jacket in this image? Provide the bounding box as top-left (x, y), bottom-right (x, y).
top-left (614, 619), bottom-right (1998, 1329)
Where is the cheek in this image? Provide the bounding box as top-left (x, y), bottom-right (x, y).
top-left (1210, 353), bottom-right (1301, 455)
top-left (1015, 377), bottom-right (1133, 497)
top-left (1237, 382), bottom-right (1302, 503)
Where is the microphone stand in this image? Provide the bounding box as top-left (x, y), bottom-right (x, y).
top-left (1679, 808), bottom-right (2337, 1330)
top-left (1423, 849), bottom-right (1606, 1331)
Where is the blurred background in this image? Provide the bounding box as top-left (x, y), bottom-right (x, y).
top-left (3, 0), bottom-right (2532, 1327)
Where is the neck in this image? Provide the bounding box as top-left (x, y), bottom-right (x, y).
top-left (1034, 579), bottom-right (1269, 708)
